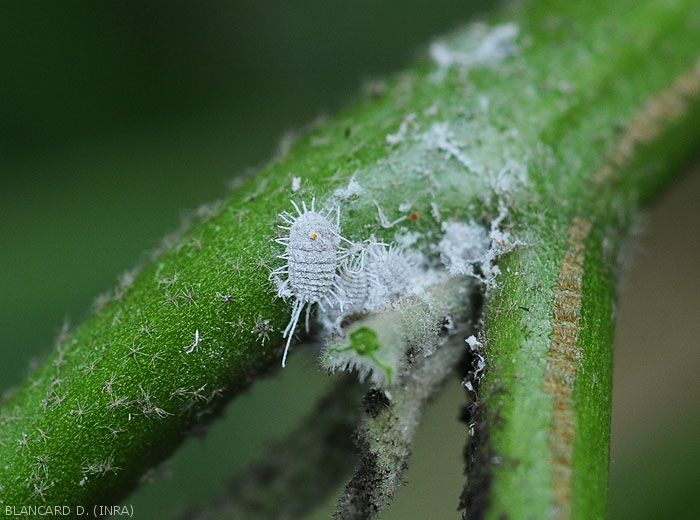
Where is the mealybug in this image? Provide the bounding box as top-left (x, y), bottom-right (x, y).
top-left (319, 238), bottom-right (420, 331)
top-left (336, 250), bottom-right (371, 313)
top-left (365, 242), bottom-right (418, 309)
top-left (272, 199), bottom-right (353, 366)
top-left (321, 247), bottom-right (374, 332)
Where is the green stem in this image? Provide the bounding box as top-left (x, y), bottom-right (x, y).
top-left (463, 18), bottom-right (700, 520)
top-left (0, 0), bottom-right (699, 514)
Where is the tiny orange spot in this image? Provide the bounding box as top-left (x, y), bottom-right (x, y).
top-left (409, 212), bottom-right (420, 222)
top-left (310, 232), bottom-right (319, 240)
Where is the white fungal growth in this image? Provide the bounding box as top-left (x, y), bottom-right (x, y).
top-left (272, 200), bottom-right (352, 366)
top-left (394, 229), bottom-right (422, 249)
top-left (424, 121), bottom-right (484, 175)
top-left (386, 113), bottom-right (417, 146)
top-left (491, 158), bottom-right (529, 194)
top-left (466, 335), bottom-right (483, 351)
top-left (430, 202), bottom-right (442, 222)
top-left (438, 221), bottom-right (490, 277)
top-left (438, 203), bottom-right (518, 287)
top-left (430, 22), bottom-right (519, 75)
top-left (331, 177), bottom-right (365, 201)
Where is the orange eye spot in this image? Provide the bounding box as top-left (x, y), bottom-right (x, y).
top-left (409, 212), bottom-right (420, 222)
top-left (310, 232), bottom-right (319, 240)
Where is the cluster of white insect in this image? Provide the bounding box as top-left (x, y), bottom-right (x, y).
top-left (271, 200), bottom-right (421, 367)
top-left (320, 239), bottom-right (419, 332)
top-left (271, 191), bottom-right (517, 371)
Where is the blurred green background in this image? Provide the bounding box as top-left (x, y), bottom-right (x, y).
top-left (1, 2), bottom-right (698, 518)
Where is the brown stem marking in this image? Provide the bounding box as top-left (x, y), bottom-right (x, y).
top-left (543, 217), bottom-right (592, 519)
top-left (593, 57), bottom-right (700, 186)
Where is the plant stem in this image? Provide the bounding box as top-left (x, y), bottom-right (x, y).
top-left (0, 0), bottom-right (699, 514)
top-left (462, 42), bottom-right (700, 520)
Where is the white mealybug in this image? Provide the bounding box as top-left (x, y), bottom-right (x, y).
top-left (321, 247), bottom-right (375, 332)
top-left (365, 241), bottom-right (418, 309)
top-left (336, 251), bottom-right (370, 313)
top-left (272, 199), bottom-right (352, 366)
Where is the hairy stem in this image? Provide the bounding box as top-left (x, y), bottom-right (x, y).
top-left (461, 36), bottom-right (700, 520)
top-left (0, 0), bottom-right (699, 513)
